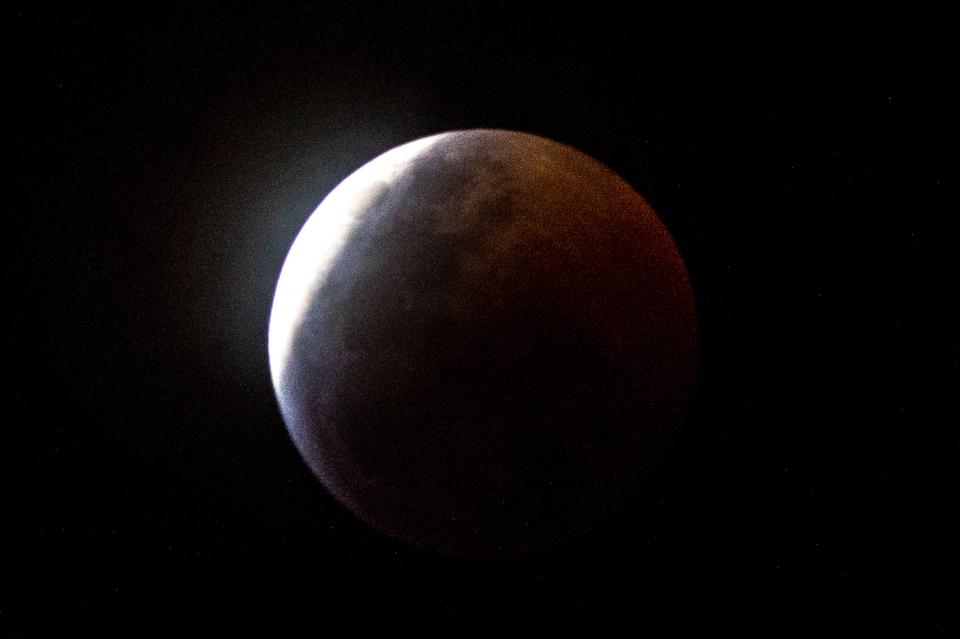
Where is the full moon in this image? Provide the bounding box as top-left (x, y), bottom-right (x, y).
top-left (269, 130), bottom-right (698, 557)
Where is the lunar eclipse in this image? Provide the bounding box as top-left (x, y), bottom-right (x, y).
top-left (269, 130), bottom-right (698, 556)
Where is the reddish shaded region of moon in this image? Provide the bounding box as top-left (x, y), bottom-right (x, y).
top-left (269, 130), bottom-right (698, 557)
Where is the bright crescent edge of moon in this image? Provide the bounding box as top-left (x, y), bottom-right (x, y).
top-left (268, 134), bottom-right (443, 390)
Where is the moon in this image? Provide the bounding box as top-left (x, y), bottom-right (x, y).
top-left (269, 130), bottom-right (698, 557)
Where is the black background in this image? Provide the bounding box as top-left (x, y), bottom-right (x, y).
top-left (8, 5), bottom-right (954, 636)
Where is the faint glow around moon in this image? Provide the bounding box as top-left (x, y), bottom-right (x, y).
top-left (268, 134), bottom-right (443, 389)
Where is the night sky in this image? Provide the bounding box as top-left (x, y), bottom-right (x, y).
top-left (8, 6), bottom-right (954, 635)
